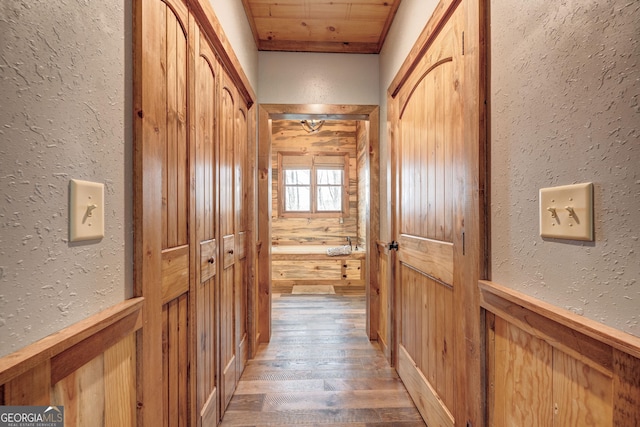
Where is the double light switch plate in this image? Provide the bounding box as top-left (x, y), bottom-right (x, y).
top-left (539, 183), bottom-right (594, 241)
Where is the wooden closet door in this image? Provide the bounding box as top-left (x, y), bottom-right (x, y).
top-left (219, 70), bottom-right (238, 412)
top-left (156, 0), bottom-right (191, 425)
top-left (193, 22), bottom-right (220, 427)
top-left (392, 4), bottom-right (464, 427)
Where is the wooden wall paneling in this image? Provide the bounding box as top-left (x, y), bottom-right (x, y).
top-left (613, 350), bottom-right (640, 425)
top-left (49, 333), bottom-right (137, 427)
top-left (55, 355), bottom-right (106, 425)
top-left (0, 313), bottom-right (139, 426)
top-left (376, 241), bottom-right (391, 361)
top-left (356, 121), bottom-right (368, 249)
top-left (4, 361), bottom-right (51, 406)
top-left (271, 120), bottom-right (358, 246)
top-left (50, 310), bottom-right (142, 385)
top-left (485, 311), bottom-right (495, 427)
top-left (367, 110), bottom-right (380, 343)
top-left (482, 280), bottom-right (640, 426)
top-left (553, 348), bottom-right (613, 426)
top-left (103, 333), bottom-right (137, 427)
top-left (493, 317), bottom-right (554, 426)
top-left (0, 299), bottom-right (143, 388)
top-left (257, 106), bottom-right (272, 343)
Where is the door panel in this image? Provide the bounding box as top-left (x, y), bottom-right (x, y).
top-left (393, 4), bottom-right (463, 427)
top-left (193, 24), bottom-right (219, 426)
top-left (158, 1), bottom-right (190, 426)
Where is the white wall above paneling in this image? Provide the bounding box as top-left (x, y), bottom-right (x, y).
top-left (0, 0), bottom-right (132, 357)
top-left (258, 51), bottom-right (379, 105)
top-left (208, 0), bottom-right (259, 91)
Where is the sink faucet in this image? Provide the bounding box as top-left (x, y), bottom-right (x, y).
top-left (346, 236), bottom-right (352, 251)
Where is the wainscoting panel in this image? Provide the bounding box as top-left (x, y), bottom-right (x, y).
top-left (482, 281), bottom-right (640, 426)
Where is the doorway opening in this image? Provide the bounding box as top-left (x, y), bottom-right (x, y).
top-left (256, 104), bottom-right (380, 344)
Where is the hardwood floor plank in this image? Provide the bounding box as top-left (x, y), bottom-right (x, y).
top-left (220, 293), bottom-right (425, 426)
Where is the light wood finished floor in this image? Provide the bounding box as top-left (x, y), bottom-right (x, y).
top-left (219, 291), bottom-right (426, 426)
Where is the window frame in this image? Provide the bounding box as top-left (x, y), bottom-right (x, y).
top-left (277, 152), bottom-right (350, 218)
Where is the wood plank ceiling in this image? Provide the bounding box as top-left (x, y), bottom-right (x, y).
top-left (241, 0), bottom-right (402, 54)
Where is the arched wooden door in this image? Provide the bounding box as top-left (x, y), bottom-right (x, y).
top-left (391, 3), bottom-right (464, 426)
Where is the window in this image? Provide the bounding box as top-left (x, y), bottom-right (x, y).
top-left (278, 152), bottom-right (349, 217)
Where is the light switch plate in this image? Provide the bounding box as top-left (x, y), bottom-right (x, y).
top-left (69, 179), bottom-right (104, 242)
top-left (539, 183), bottom-right (593, 241)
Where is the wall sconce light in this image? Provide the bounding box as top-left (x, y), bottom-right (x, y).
top-left (300, 119), bottom-right (325, 133)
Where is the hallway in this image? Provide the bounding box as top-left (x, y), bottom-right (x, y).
top-left (219, 291), bottom-right (425, 426)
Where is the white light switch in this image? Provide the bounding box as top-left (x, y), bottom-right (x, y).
top-left (69, 179), bottom-right (104, 242)
top-left (539, 183), bottom-right (593, 241)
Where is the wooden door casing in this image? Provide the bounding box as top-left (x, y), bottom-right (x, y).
top-left (235, 106), bottom-right (250, 380)
top-left (219, 71), bottom-right (238, 412)
top-left (392, 3), bottom-right (463, 427)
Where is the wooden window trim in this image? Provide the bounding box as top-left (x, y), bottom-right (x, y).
top-left (277, 152), bottom-right (350, 218)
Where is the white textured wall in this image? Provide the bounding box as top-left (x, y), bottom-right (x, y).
top-left (209, 0), bottom-right (259, 91)
top-left (258, 51), bottom-right (379, 105)
top-left (378, 0), bottom-right (439, 241)
top-left (0, 1), bottom-right (132, 356)
top-left (491, 0), bottom-right (640, 336)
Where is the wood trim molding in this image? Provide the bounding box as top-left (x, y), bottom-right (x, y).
top-left (0, 298), bottom-right (144, 386)
top-left (480, 280), bottom-right (640, 360)
top-left (257, 40), bottom-right (380, 54)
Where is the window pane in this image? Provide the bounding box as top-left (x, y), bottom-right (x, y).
top-left (317, 169), bottom-right (342, 185)
top-left (285, 186), bottom-right (310, 211)
top-left (284, 169), bottom-right (310, 185)
top-left (317, 186), bottom-right (342, 211)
